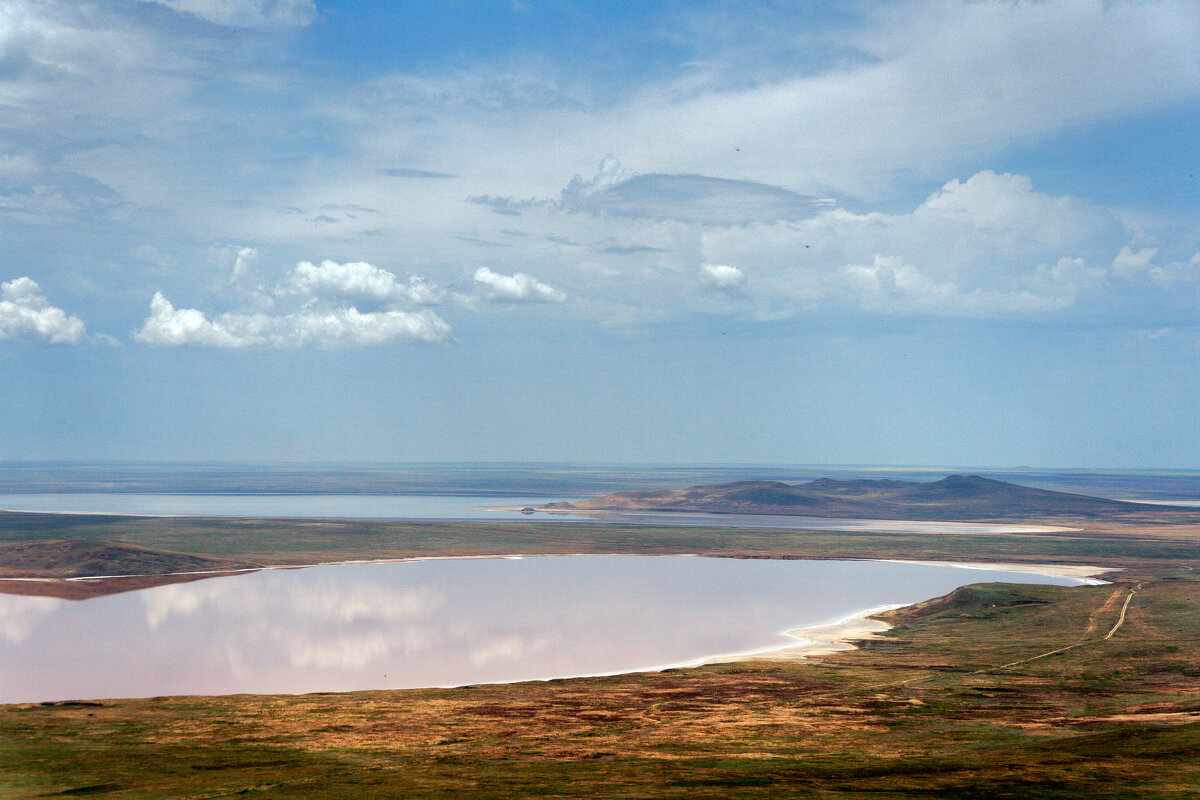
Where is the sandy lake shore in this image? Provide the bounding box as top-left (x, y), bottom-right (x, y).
top-left (700, 604), bottom-right (903, 665)
top-left (699, 560), bottom-right (1112, 666)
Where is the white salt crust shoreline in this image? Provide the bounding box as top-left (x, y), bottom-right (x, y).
top-left (2, 552), bottom-right (1110, 584)
top-left (698, 561), bottom-right (1113, 667)
top-left (414, 558), bottom-right (1113, 681)
top-left (700, 604), bottom-right (904, 665)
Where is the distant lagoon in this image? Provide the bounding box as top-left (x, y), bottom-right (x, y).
top-left (0, 556), bottom-right (1086, 703)
top-left (0, 492), bottom-right (564, 520)
top-left (0, 493), bottom-right (1071, 533)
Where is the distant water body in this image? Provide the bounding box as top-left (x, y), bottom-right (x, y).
top-left (0, 492), bottom-right (562, 520)
top-left (0, 493), bottom-right (1069, 533)
top-left (0, 556), bottom-right (1085, 703)
top-left (4, 463), bottom-right (1200, 501)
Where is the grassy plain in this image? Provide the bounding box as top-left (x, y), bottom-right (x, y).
top-left (1, 509), bottom-right (1199, 797)
top-left (2, 509), bottom-right (1199, 593)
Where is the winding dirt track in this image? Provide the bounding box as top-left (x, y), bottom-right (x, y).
top-left (1105, 585), bottom-right (1139, 640)
top-left (976, 583), bottom-right (1141, 675)
top-left (1083, 588), bottom-right (1127, 637)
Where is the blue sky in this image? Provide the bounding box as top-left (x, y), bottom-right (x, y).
top-left (1, 0), bottom-right (1197, 467)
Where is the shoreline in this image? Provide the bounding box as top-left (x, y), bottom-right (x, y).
top-left (0, 507), bottom-right (181, 518)
top-left (879, 559), bottom-right (1114, 584)
top-left (0, 551), bottom-right (1110, 590)
top-left (54, 552), bottom-right (1113, 580)
top-left (449, 603), bottom-right (910, 690)
top-left (694, 561), bottom-right (1111, 667)
top-left (700, 604), bottom-right (904, 665)
top-left (491, 505), bottom-right (1082, 534)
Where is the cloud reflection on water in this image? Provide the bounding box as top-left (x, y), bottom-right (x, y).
top-left (0, 595), bottom-right (63, 643)
top-left (142, 574), bottom-right (449, 671)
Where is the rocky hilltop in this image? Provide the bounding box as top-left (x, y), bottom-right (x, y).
top-left (545, 475), bottom-right (1163, 520)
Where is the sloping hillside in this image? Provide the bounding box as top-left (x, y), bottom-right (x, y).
top-left (0, 538), bottom-right (255, 579)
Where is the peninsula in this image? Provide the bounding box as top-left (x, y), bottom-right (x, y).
top-left (543, 474), bottom-right (1177, 519)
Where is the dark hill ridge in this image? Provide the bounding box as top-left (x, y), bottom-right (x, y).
top-left (0, 538), bottom-right (255, 580)
top-left (545, 475), bottom-right (1168, 520)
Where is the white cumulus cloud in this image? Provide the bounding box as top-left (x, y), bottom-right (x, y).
top-left (132, 292), bottom-right (251, 347)
top-left (839, 254), bottom-right (1096, 316)
top-left (700, 264), bottom-right (745, 290)
top-left (1111, 246), bottom-right (1200, 288)
top-left (0, 277), bottom-right (90, 345)
top-left (133, 291), bottom-right (450, 347)
top-left (454, 166), bottom-right (1145, 321)
top-left (285, 260), bottom-right (444, 306)
top-left (133, 254), bottom-right (457, 348)
top-left (474, 267), bottom-right (566, 303)
top-left (698, 170), bottom-right (1131, 318)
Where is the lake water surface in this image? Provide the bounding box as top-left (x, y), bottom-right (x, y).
top-left (0, 556), bottom-right (1083, 703)
top-left (0, 493), bottom-right (563, 520)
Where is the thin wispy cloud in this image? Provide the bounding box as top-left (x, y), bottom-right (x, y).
top-left (561, 156), bottom-right (831, 224)
top-left (379, 168), bottom-right (457, 179)
top-left (137, 0), bottom-right (316, 28)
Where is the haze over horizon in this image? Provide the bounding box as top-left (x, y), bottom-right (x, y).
top-left (2, 1), bottom-right (1197, 468)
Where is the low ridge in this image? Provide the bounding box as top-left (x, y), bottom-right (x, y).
top-left (546, 475), bottom-right (1170, 520)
